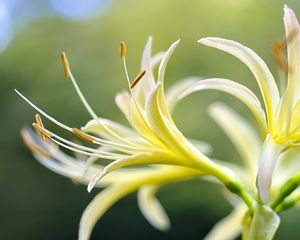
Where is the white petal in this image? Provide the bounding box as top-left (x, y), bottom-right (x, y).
top-left (204, 204), bottom-right (247, 240)
top-left (283, 5), bottom-right (300, 105)
top-left (157, 39), bottom-right (180, 83)
top-left (198, 37), bottom-right (279, 127)
top-left (257, 135), bottom-right (285, 203)
top-left (115, 90), bottom-right (131, 120)
top-left (138, 185), bottom-right (170, 231)
top-left (247, 205), bottom-right (280, 240)
top-left (180, 78), bottom-right (267, 136)
top-left (209, 102), bottom-right (261, 178)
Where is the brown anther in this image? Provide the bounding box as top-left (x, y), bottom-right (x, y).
top-left (72, 128), bottom-right (95, 144)
top-left (32, 123), bottom-right (52, 140)
top-left (130, 70), bottom-right (146, 89)
top-left (61, 52), bottom-right (70, 78)
top-left (119, 41), bottom-right (126, 59)
top-left (21, 129), bottom-right (50, 157)
top-left (35, 114), bottom-right (47, 140)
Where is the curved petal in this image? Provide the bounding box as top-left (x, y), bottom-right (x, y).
top-left (115, 90), bottom-right (131, 120)
top-left (198, 37), bottom-right (279, 128)
top-left (209, 102), bottom-right (261, 179)
top-left (138, 185), bottom-right (170, 231)
top-left (204, 204), bottom-right (247, 240)
top-left (79, 166), bottom-right (202, 240)
top-left (87, 152), bottom-right (181, 192)
top-left (180, 78), bottom-right (267, 136)
top-left (284, 5), bottom-right (300, 105)
top-left (135, 37), bottom-right (164, 105)
top-left (157, 39), bottom-right (180, 84)
top-left (146, 84), bottom-right (216, 172)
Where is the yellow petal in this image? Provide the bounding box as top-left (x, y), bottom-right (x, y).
top-left (198, 37), bottom-right (279, 129)
top-left (87, 152), bottom-right (181, 192)
top-left (79, 166), bottom-right (202, 240)
top-left (138, 185), bottom-right (170, 231)
top-left (146, 84), bottom-right (216, 172)
top-left (180, 78), bottom-right (267, 137)
top-left (209, 102), bottom-right (261, 179)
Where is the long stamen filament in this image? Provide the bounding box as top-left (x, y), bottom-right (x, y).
top-left (33, 123), bottom-right (128, 159)
top-left (15, 89), bottom-right (140, 151)
top-left (61, 52), bottom-right (134, 146)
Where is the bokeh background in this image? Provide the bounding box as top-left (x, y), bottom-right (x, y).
top-left (1, 0), bottom-right (300, 239)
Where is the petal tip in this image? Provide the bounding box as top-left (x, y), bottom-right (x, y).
top-left (283, 4), bottom-right (295, 20)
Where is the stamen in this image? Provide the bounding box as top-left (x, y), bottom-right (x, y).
top-left (63, 57), bottom-right (134, 147)
top-left (32, 123), bottom-right (53, 139)
top-left (73, 128), bottom-right (95, 144)
top-left (61, 52), bottom-right (70, 78)
top-left (21, 129), bottom-right (50, 157)
top-left (35, 114), bottom-right (48, 141)
top-left (130, 70), bottom-right (146, 89)
top-left (119, 41), bottom-right (126, 59)
top-left (15, 90), bottom-right (135, 151)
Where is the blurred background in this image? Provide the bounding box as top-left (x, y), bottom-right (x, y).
top-left (1, 0), bottom-right (300, 239)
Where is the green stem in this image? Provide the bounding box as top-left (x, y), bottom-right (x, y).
top-left (225, 180), bottom-right (255, 209)
top-left (209, 162), bottom-right (255, 209)
top-left (270, 171), bottom-right (300, 210)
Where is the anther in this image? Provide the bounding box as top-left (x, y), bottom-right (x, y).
top-left (119, 41), bottom-right (126, 59)
top-left (32, 123), bottom-right (52, 140)
top-left (130, 70), bottom-right (146, 89)
top-left (35, 114), bottom-right (47, 140)
top-left (61, 52), bottom-right (70, 78)
top-left (72, 128), bottom-right (95, 144)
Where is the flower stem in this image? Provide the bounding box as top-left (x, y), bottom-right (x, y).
top-left (270, 171), bottom-right (300, 210)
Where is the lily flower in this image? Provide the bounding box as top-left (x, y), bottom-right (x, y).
top-left (204, 102), bottom-right (298, 239)
top-left (181, 5), bottom-right (300, 204)
top-left (18, 37), bottom-right (249, 240)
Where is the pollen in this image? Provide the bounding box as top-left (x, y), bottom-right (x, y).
top-left (72, 128), bottom-right (95, 144)
top-left (32, 122), bottom-right (52, 140)
top-left (119, 41), bottom-right (126, 59)
top-left (61, 52), bottom-right (70, 78)
top-left (130, 70), bottom-right (146, 89)
top-left (21, 129), bottom-right (50, 157)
